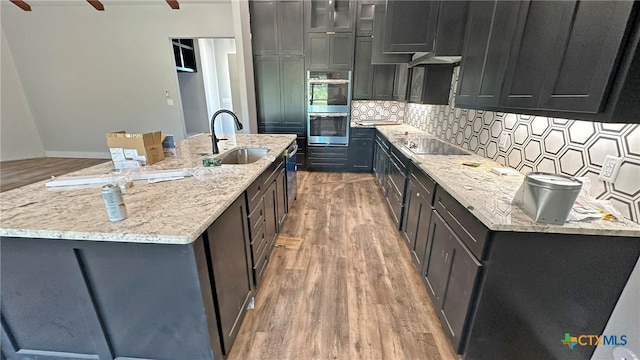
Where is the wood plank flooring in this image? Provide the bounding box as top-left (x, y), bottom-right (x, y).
top-left (228, 171), bottom-right (458, 360)
top-left (0, 157), bottom-right (108, 192)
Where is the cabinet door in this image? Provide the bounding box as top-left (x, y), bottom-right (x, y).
top-left (276, 168), bottom-right (287, 228)
top-left (306, 0), bottom-right (355, 32)
top-left (500, 1), bottom-right (570, 110)
top-left (372, 64), bottom-right (395, 100)
top-left (277, 0), bottom-right (304, 54)
top-left (408, 67), bottom-right (425, 103)
top-left (383, 0), bottom-right (439, 53)
top-left (353, 36), bottom-right (374, 99)
top-left (538, 1), bottom-right (635, 113)
top-left (424, 211), bottom-right (454, 309)
top-left (264, 180), bottom-right (278, 248)
top-left (207, 195), bottom-right (252, 354)
top-left (413, 194), bottom-right (433, 273)
top-left (306, 33), bottom-right (330, 70)
top-left (280, 56), bottom-right (306, 126)
top-left (440, 234), bottom-right (481, 352)
top-left (356, 0), bottom-right (375, 36)
top-left (371, 0), bottom-right (412, 64)
top-left (250, 1), bottom-right (278, 54)
top-left (402, 179), bottom-right (421, 249)
top-left (456, 1), bottom-right (520, 108)
top-left (433, 0), bottom-right (470, 56)
top-left (393, 64), bottom-right (409, 101)
top-left (254, 56), bottom-right (283, 125)
top-left (348, 138), bottom-right (374, 171)
top-left (329, 33), bottom-right (355, 70)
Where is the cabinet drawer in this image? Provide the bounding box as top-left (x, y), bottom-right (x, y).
top-left (251, 225), bottom-right (267, 263)
top-left (308, 146), bottom-right (349, 158)
top-left (410, 166), bottom-right (436, 205)
top-left (350, 127), bottom-right (375, 139)
top-left (375, 132), bottom-right (390, 152)
top-left (387, 182), bottom-right (403, 227)
top-left (434, 187), bottom-right (489, 260)
top-left (263, 154), bottom-right (285, 185)
top-left (248, 198), bottom-right (265, 237)
top-left (246, 177), bottom-right (264, 214)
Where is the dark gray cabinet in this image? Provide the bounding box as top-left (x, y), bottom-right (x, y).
top-left (348, 127), bottom-right (375, 171)
top-left (424, 212), bottom-right (481, 353)
top-left (254, 55), bottom-right (305, 128)
top-left (250, 0), bottom-right (304, 55)
top-left (402, 168), bottom-right (436, 271)
top-left (276, 168), bottom-right (287, 227)
top-left (307, 145), bottom-right (349, 171)
top-left (205, 195), bottom-right (253, 355)
top-left (353, 37), bottom-right (396, 100)
top-left (355, 0), bottom-right (375, 36)
top-left (408, 65), bottom-right (455, 105)
top-left (306, 32), bottom-right (355, 70)
top-left (393, 64), bottom-right (409, 101)
top-left (373, 132), bottom-right (390, 194)
top-left (382, 0), bottom-right (439, 53)
top-left (305, 0), bottom-right (356, 32)
top-left (371, 0), bottom-right (412, 64)
top-left (456, 0), bottom-right (520, 108)
top-left (502, 0), bottom-right (635, 113)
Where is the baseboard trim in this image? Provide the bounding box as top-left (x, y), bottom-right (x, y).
top-left (45, 151), bottom-right (111, 159)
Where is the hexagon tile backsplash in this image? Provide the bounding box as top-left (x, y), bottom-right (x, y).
top-left (399, 68), bottom-right (640, 223)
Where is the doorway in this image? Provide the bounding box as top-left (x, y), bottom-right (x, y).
top-left (172, 38), bottom-right (241, 138)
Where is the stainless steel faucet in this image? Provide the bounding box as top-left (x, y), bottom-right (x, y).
top-left (210, 109), bottom-right (243, 154)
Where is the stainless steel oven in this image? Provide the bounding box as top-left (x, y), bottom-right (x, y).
top-left (307, 71), bottom-right (352, 113)
top-left (308, 113), bottom-right (350, 145)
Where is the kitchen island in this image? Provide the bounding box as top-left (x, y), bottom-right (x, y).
top-left (368, 123), bottom-right (640, 360)
top-left (0, 133), bottom-right (296, 360)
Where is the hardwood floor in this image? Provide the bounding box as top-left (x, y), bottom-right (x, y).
top-left (228, 171), bottom-right (458, 360)
top-left (0, 157), bottom-right (109, 192)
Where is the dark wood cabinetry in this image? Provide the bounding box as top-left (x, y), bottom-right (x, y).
top-left (502, 0), bottom-right (635, 113)
top-left (408, 65), bottom-right (455, 105)
top-left (254, 55), bottom-right (305, 129)
top-left (457, 0), bottom-right (640, 123)
top-left (382, 0), bottom-right (439, 53)
top-left (456, 1), bottom-right (520, 108)
top-left (402, 167), bottom-right (436, 271)
top-left (305, 0), bottom-right (356, 32)
top-left (250, 0), bottom-right (304, 55)
top-left (353, 37), bottom-right (395, 100)
top-left (348, 127), bottom-right (375, 171)
top-left (306, 32), bottom-right (355, 70)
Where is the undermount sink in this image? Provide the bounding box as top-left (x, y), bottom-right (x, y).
top-left (218, 147), bottom-right (269, 164)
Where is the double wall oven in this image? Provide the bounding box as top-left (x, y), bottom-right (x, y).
top-left (307, 71), bottom-right (352, 146)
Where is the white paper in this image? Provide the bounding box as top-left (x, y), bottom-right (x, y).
top-left (123, 148), bottom-right (139, 159)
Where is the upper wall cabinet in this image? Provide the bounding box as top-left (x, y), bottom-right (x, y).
top-left (305, 0), bottom-right (356, 33)
top-left (306, 32), bottom-right (355, 70)
top-left (353, 37), bottom-right (395, 100)
top-left (371, 0), bottom-right (412, 64)
top-left (382, 0), bottom-right (439, 53)
top-left (501, 0), bottom-right (635, 113)
top-left (456, 1), bottom-right (520, 108)
top-left (457, 0), bottom-right (640, 123)
top-left (408, 65), bottom-right (455, 105)
top-left (382, 0), bottom-right (469, 56)
top-left (356, 0), bottom-right (375, 36)
top-left (250, 0), bottom-right (304, 55)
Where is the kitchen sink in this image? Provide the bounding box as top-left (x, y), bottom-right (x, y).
top-left (219, 147), bottom-right (269, 164)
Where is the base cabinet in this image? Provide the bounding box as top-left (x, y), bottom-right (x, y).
top-left (402, 169), bottom-right (436, 272)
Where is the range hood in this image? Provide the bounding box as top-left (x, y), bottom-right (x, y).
top-left (408, 52), bottom-right (461, 67)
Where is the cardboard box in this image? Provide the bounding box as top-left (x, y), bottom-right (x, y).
top-left (106, 131), bottom-right (165, 167)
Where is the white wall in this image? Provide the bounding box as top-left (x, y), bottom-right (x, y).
top-left (1, 1), bottom-right (242, 158)
top-left (0, 28), bottom-right (45, 161)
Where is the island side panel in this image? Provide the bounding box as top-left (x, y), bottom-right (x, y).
top-left (1, 237), bottom-right (218, 360)
top-left (464, 232), bottom-right (640, 360)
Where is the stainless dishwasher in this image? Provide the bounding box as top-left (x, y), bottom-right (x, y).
top-left (285, 142), bottom-right (298, 210)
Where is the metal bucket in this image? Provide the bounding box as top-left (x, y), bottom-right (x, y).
top-left (515, 172), bottom-right (582, 224)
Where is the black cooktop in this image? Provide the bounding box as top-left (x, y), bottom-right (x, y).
top-left (403, 137), bottom-right (471, 155)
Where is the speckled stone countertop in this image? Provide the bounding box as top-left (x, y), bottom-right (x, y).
top-left (375, 124), bottom-right (640, 237)
top-left (0, 134), bottom-right (297, 244)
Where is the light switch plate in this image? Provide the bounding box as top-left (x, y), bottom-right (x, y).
top-left (599, 155), bottom-right (623, 183)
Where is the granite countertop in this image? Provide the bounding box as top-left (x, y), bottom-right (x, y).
top-left (0, 133), bottom-right (297, 245)
top-left (351, 120), bottom-right (403, 128)
top-left (375, 124), bottom-right (640, 237)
